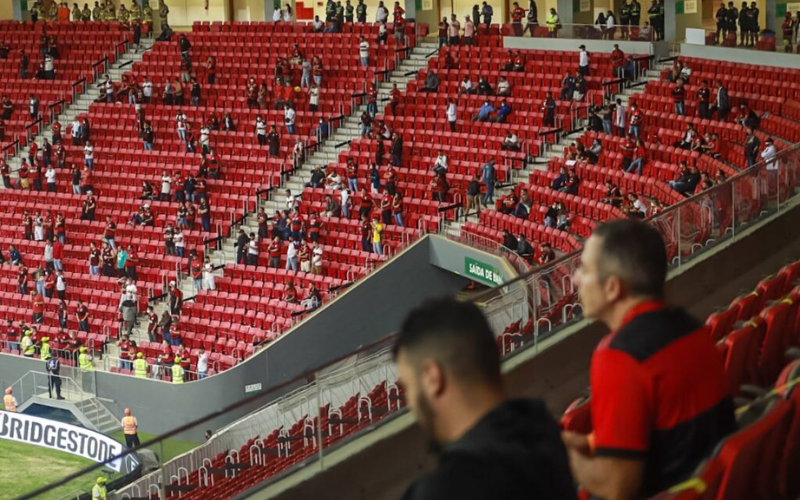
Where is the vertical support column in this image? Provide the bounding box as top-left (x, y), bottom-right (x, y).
top-left (765, 0), bottom-right (776, 31)
top-left (664, 0), bottom-right (676, 41)
top-left (557, 0), bottom-right (574, 26)
top-left (265, 0), bottom-right (276, 21)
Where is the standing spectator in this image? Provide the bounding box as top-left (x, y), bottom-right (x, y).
top-left (511, 2), bottom-right (525, 36)
top-left (76, 300), bottom-right (89, 332)
top-left (285, 236), bottom-right (298, 271)
top-left (744, 127), bottom-right (760, 167)
top-left (578, 45), bottom-right (590, 76)
top-left (542, 92), bottom-right (556, 127)
top-left (761, 137), bottom-right (778, 195)
top-left (359, 36), bottom-right (370, 68)
top-left (564, 220), bottom-right (734, 500)
top-left (449, 14), bottom-right (461, 44)
top-left (522, 0), bottom-right (539, 36)
top-left (438, 17), bottom-right (449, 47)
top-left (481, 1), bottom-right (494, 32)
top-left (481, 160), bottom-right (496, 204)
top-left (463, 15), bottom-right (476, 44)
top-left (628, 102), bottom-right (642, 139)
top-left (446, 98), bottom-right (457, 132)
top-left (696, 80), bottom-right (711, 119)
top-left (371, 217), bottom-right (384, 254)
top-left (671, 79), bottom-right (686, 116)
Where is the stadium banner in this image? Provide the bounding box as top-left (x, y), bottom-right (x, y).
top-left (0, 410), bottom-right (139, 473)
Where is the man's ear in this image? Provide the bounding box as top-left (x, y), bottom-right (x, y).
top-left (603, 274), bottom-right (624, 304)
top-left (420, 359), bottom-right (445, 400)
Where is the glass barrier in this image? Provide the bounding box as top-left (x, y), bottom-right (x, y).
top-left (16, 144), bottom-right (800, 500)
top-left (499, 22), bottom-right (658, 42)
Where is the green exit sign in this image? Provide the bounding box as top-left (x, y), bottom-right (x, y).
top-left (465, 257), bottom-right (504, 287)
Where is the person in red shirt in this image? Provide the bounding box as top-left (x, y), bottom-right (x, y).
top-left (563, 220), bottom-right (735, 500)
top-left (671, 79), bottom-right (686, 116)
top-left (44, 270), bottom-right (56, 298)
top-left (268, 236), bottom-right (283, 268)
top-left (625, 139), bottom-right (647, 175)
top-left (358, 187), bottom-right (374, 219)
top-left (611, 44), bottom-right (625, 79)
top-left (511, 2), bottom-right (526, 35)
top-left (308, 212), bottom-right (322, 244)
top-left (628, 103), bottom-right (642, 139)
top-left (696, 80), bottom-right (711, 119)
top-left (146, 306), bottom-right (159, 342)
top-left (31, 291), bottom-right (45, 323)
top-left (389, 83), bottom-right (401, 116)
top-left (119, 334), bottom-right (132, 371)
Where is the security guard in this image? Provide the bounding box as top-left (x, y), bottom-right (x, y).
top-left (121, 408), bottom-right (141, 448)
top-left (119, 4), bottom-right (130, 25)
top-left (133, 352), bottom-right (148, 378)
top-left (356, 0), bottom-right (367, 22)
top-left (92, 477), bottom-right (107, 500)
top-left (325, 0), bottom-right (336, 21)
top-left (130, 1), bottom-right (142, 21)
top-left (172, 356), bottom-right (185, 384)
top-left (21, 329), bottom-right (35, 357)
top-left (630, 0), bottom-right (642, 28)
top-left (79, 346), bottom-right (93, 371)
top-left (3, 387), bottom-right (17, 412)
top-left (345, 0), bottom-right (354, 22)
top-left (620, 0), bottom-right (632, 39)
top-left (40, 336), bottom-right (51, 361)
top-left (81, 4), bottom-right (92, 21)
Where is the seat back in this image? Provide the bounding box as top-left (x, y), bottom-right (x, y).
top-left (646, 458), bottom-right (724, 500)
top-left (560, 394), bottom-right (592, 434)
top-left (705, 307), bottom-right (739, 343)
top-left (731, 292), bottom-right (761, 323)
top-left (721, 319), bottom-right (764, 394)
top-left (716, 399), bottom-right (793, 500)
top-left (757, 299), bottom-right (794, 385)
top-left (779, 371), bottom-right (800, 499)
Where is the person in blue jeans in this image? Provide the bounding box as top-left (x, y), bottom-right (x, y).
top-left (626, 139), bottom-right (647, 175)
top-left (481, 160), bottom-right (496, 205)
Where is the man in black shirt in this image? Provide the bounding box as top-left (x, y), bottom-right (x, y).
top-left (395, 298), bottom-right (577, 500)
top-left (464, 174), bottom-right (481, 219)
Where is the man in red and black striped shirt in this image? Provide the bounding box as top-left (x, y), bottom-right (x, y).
top-left (564, 220), bottom-right (735, 500)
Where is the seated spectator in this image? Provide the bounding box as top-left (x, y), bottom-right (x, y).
top-left (560, 171), bottom-right (580, 195)
top-left (638, 21), bottom-right (653, 40)
top-left (420, 71), bottom-right (440, 93)
top-left (500, 132), bottom-right (520, 151)
top-left (476, 77), bottom-right (494, 95)
top-left (600, 180), bottom-right (623, 207)
top-left (622, 192), bottom-right (647, 218)
top-left (560, 72), bottom-right (575, 101)
top-left (444, 52), bottom-right (458, 70)
top-left (625, 139), bottom-right (647, 175)
top-left (550, 167), bottom-right (568, 190)
top-left (556, 211), bottom-right (570, 231)
top-left (459, 76), bottom-right (476, 95)
top-left (502, 229), bottom-right (518, 250)
top-left (589, 138), bottom-right (603, 158)
top-left (311, 15), bottom-right (324, 32)
top-left (513, 192), bottom-right (531, 219)
top-left (673, 124), bottom-right (696, 149)
top-left (544, 201), bottom-right (560, 228)
top-left (573, 74), bottom-right (587, 101)
top-left (496, 76), bottom-right (511, 96)
top-left (668, 164), bottom-right (701, 197)
top-left (714, 169), bottom-right (728, 184)
top-left (512, 50), bottom-right (525, 71)
top-left (501, 50), bottom-right (515, 71)
top-left (516, 234), bottom-right (533, 258)
top-left (499, 193), bottom-right (518, 215)
top-left (563, 220), bottom-right (735, 500)
top-left (493, 100), bottom-right (512, 123)
top-left (698, 172), bottom-right (714, 192)
top-left (473, 100), bottom-right (495, 122)
top-left (736, 104), bottom-right (760, 129)
top-left (433, 150), bottom-right (448, 175)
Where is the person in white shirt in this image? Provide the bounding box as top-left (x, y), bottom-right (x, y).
top-left (173, 230), bottom-right (185, 257)
top-left (45, 165), bottom-right (57, 192)
top-left (761, 137), bottom-right (778, 196)
top-left (433, 151), bottom-right (448, 174)
top-left (104, 77), bottom-right (114, 103)
top-left (445, 98), bottom-right (457, 132)
top-left (578, 45), bottom-right (590, 76)
top-left (160, 171), bottom-right (172, 201)
top-left (327, 171), bottom-right (343, 190)
top-left (614, 99), bottom-right (626, 137)
top-left (459, 76), bottom-right (475, 95)
top-left (309, 85), bottom-right (320, 112)
top-left (44, 55), bottom-right (54, 79)
top-left (272, 6), bottom-right (282, 21)
top-left (283, 4), bottom-right (292, 21)
top-left (176, 116), bottom-right (186, 141)
top-left (71, 119), bottom-right (82, 146)
top-left (359, 37), bottom-right (370, 68)
top-left (43, 240), bottom-right (53, 268)
top-left (247, 236), bottom-right (259, 266)
top-left (255, 116), bottom-right (267, 145)
top-left (312, 16), bottom-right (323, 32)
top-left (376, 2), bottom-right (388, 22)
top-left (340, 188), bottom-right (351, 218)
top-left (199, 125), bottom-right (210, 152)
top-left (203, 257), bottom-right (216, 290)
top-left (83, 141), bottom-right (94, 169)
top-left (285, 239), bottom-right (298, 271)
top-left (377, 21), bottom-right (388, 44)
top-left (142, 78), bottom-right (153, 104)
top-left (284, 105), bottom-right (296, 134)
top-left (496, 76), bottom-right (511, 96)
top-left (311, 243), bottom-right (323, 275)
top-left (293, 139), bottom-right (305, 169)
top-left (196, 347), bottom-right (210, 379)
top-left (501, 132), bottom-right (520, 151)
top-left (285, 189), bottom-right (299, 210)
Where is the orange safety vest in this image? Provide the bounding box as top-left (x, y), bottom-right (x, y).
top-left (3, 394), bottom-right (17, 412)
top-left (121, 416), bottom-right (138, 435)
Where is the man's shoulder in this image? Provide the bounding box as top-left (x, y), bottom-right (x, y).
top-left (402, 454), bottom-right (491, 500)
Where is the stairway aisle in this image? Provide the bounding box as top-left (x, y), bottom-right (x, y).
top-left (441, 58), bottom-right (675, 241)
top-left (205, 42), bottom-right (440, 273)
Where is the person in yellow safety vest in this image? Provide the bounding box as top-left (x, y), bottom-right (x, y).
top-left (91, 477), bottom-right (107, 500)
top-left (121, 408), bottom-right (141, 448)
top-left (133, 352), bottom-right (148, 378)
top-left (40, 337), bottom-right (51, 361)
top-left (3, 387), bottom-right (18, 412)
top-left (21, 330), bottom-right (35, 357)
top-left (172, 356), bottom-right (184, 384)
top-left (546, 8), bottom-right (560, 37)
top-left (78, 346), bottom-right (94, 372)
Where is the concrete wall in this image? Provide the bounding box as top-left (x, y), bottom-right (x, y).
top-left (505, 35), bottom-right (655, 53)
top-left (0, 0), bottom-right (14, 20)
top-left (680, 41), bottom-right (800, 68)
top-left (252, 199), bottom-right (800, 500)
top-left (0, 236), bottom-right (476, 441)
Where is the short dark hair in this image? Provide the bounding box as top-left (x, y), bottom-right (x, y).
top-left (394, 298), bottom-right (501, 387)
top-left (592, 219), bottom-right (667, 299)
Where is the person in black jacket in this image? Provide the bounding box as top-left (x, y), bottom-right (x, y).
top-left (395, 298), bottom-right (577, 500)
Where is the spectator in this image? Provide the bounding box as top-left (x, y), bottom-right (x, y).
top-left (546, 8), bottom-right (559, 37)
top-left (578, 44), bottom-right (590, 76)
top-left (395, 298), bottom-right (576, 500)
top-left (564, 220), bottom-right (735, 500)
top-left (696, 80), bottom-right (711, 119)
top-left (493, 100), bottom-right (512, 123)
top-left (669, 163), bottom-right (701, 196)
top-left (481, 160), bottom-right (496, 204)
top-left (500, 131), bottom-right (520, 151)
top-left (420, 71), bottom-right (440, 93)
top-left (473, 99), bottom-right (495, 122)
top-left (438, 17), bottom-right (449, 47)
top-left (449, 14), bottom-right (461, 44)
top-left (359, 36), bottom-right (370, 68)
top-left (542, 92), bottom-right (556, 127)
top-left (445, 98), bottom-right (457, 132)
top-left (626, 139), bottom-right (647, 175)
top-left (744, 127), bottom-right (760, 167)
top-left (671, 79), bottom-right (686, 116)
